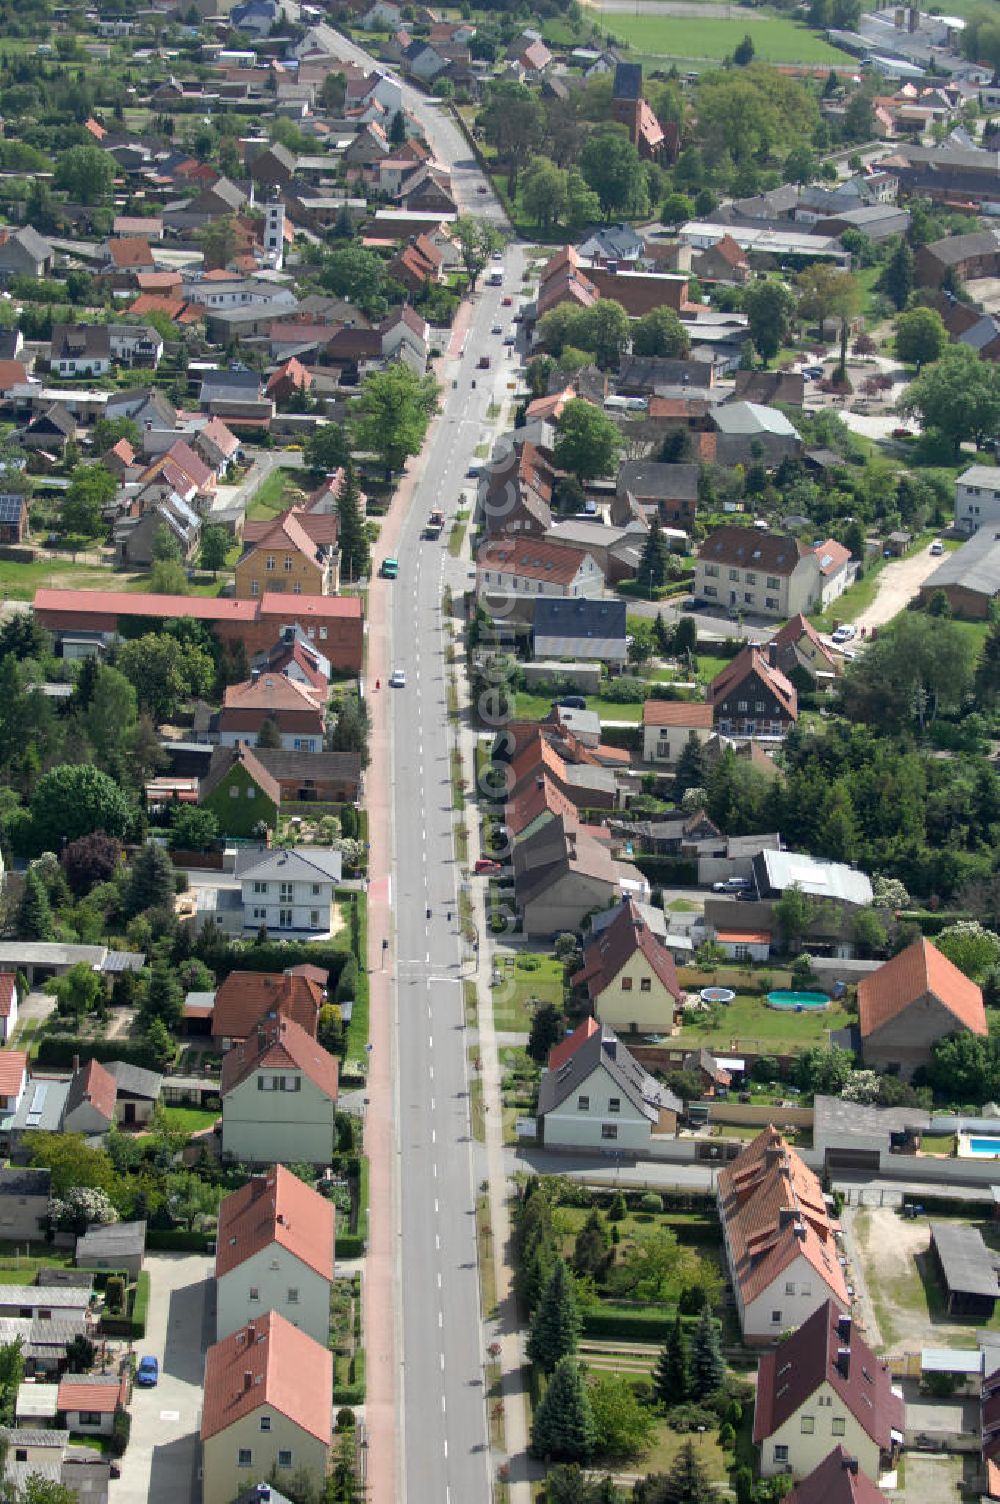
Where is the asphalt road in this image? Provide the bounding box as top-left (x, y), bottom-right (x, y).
top-left (311, 38), bottom-right (518, 1504)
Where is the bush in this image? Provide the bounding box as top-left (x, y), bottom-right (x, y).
top-left (719, 1422), bottom-right (735, 1447)
top-left (638, 1192), bottom-right (663, 1214)
top-left (131, 1272), bottom-right (150, 1337)
top-left (735, 1465), bottom-right (753, 1504)
top-left (581, 1309), bottom-right (676, 1343)
top-left (336, 1234), bottom-right (366, 1259)
top-left (632, 855), bottom-right (698, 886)
top-left (35, 1037), bottom-right (162, 1071)
top-left (336, 1407), bottom-right (356, 1430)
top-left (666, 1403), bottom-right (718, 1434)
top-left (147, 1228), bottom-right (212, 1252)
top-left (110, 1409), bottom-right (131, 1458)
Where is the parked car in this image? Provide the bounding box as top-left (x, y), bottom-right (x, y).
top-left (477, 355), bottom-right (490, 369)
top-left (136, 1356), bottom-right (159, 1388)
top-left (712, 877), bottom-right (751, 894)
top-left (491, 324), bottom-right (502, 335)
top-left (930, 539), bottom-right (943, 555)
top-left (502, 296), bottom-right (513, 306)
top-left (557, 695), bottom-right (587, 710)
top-left (389, 669), bottom-right (406, 688)
top-left (474, 858), bottom-right (502, 875)
top-left (831, 624), bottom-right (856, 644)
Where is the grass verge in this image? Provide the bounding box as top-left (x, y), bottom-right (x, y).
top-left (475, 1191), bottom-right (497, 1319)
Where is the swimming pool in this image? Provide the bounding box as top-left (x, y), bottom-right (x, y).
top-left (967, 1137), bottom-right (1000, 1157)
top-left (767, 990), bottom-right (830, 1011)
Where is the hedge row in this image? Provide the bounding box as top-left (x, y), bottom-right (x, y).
top-left (581, 1308), bottom-right (716, 1343)
top-left (332, 1349), bottom-right (366, 1405)
top-left (147, 1229), bottom-right (212, 1252)
top-left (335, 1234), bottom-right (365, 1260)
top-left (215, 940), bottom-right (352, 984)
top-left (101, 1271), bottom-right (150, 1340)
top-left (36, 1037), bottom-right (162, 1071)
top-left (632, 855), bottom-right (699, 886)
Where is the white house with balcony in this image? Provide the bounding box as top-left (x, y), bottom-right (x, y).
top-left (955, 466), bottom-right (1000, 534)
top-left (237, 847), bottom-right (342, 937)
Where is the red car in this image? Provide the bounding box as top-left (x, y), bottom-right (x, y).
top-left (502, 296), bottom-right (513, 306)
top-left (474, 858), bottom-right (502, 875)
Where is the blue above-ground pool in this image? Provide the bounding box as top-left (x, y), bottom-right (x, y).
top-left (767, 990), bottom-right (830, 1011)
top-left (967, 1137), bottom-right (1000, 1157)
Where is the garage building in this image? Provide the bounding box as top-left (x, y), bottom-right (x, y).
top-left (929, 1222), bottom-right (999, 1318)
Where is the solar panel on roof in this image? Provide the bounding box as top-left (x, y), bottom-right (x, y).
top-left (0, 496), bottom-right (24, 523)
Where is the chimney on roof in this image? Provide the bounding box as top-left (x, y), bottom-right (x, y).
top-left (837, 1312), bottom-right (852, 1345)
top-left (765, 1144), bottom-right (782, 1167)
top-left (72, 1055), bottom-right (80, 1074)
top-left (276, 1212), bottom-right (285, 1226)
top-left (766, 641), bottom-right (778, 669)
top-left (842, 1458), bottom-right (859, 1476)
top-left (602, 1035), bottom-right (617, 1061)
top-left (778, 1205), bottom-right (797, 1227)
top-left (836, 1346), bottom-right (850, 1379)
top-left (250, 1174), bottom-right (267, 1199)
top-left (243, 1369), bottom-right (253, 1392)
top-left (794, 1221), bottom-right (806, 1241)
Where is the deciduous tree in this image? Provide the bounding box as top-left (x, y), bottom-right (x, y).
top-left (632, 307), bottom-right (691, 359)
top-left (899, 344), bottom-right (1000, 456)
top-left (553, 399), bottom-right (623, 483)
top-left (354, 365), bottom-right (439, 475)
top-left (30, 764), bottom-right (131, 851)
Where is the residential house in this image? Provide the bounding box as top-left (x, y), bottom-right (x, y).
top-left (536, 247), bottom-right (598, 318)
top-left (531, 597), bottom-right (627, 668)
top-left (235, 508), bottom-right (337, 600)
top-left (641, 701), bottom-right (714, 767)
top-left (193, 417), bottom-right (241, 478)
top-left (105, 1062), bottom-right (161, 1126)
top-left (716, 1126), bottom-right (850, 1343)
top-left (479, 440), bottom-right (554, 539)
top-left (712, 402), bottom-right (803, 467)
top-left (21, 406), bottom-right (76, 455)
top-left (238, 846), bottom-right (342, 938)
top-left (380, 304), bottom-right (430, 370)
top-left (695, 527), bottom-right (820, 618)
top-left (215, 1166), bottom-right (334, 1344)
top-left (781, 1449), bottom-right (892, 1504)
top-left (220, 1015), bottom-right (339, 1165)
top-left (733, 369), bottom-right (805, 406)
top-left (61, 1059), bottom-right (117, 1136)
top-left (616, 461), bottom-right (699, 532)
top-left (857, 937), bottom-right (988, 1081)
top-left (770, 614), bottom-right (840, 691)
top-left (753, 1301), bottom-right (904, 1479)
top-left (0, 1168), bottom-right (50, 1242)
top-left (545, 519), bottom-right (649, 589)
top-left (536, 1017), bottom-right (681, 1150)
top-left (103, 238), bottom-right (154, 279)
top-left (0, 227), bottom-right (53, 284)
top-left (56, 1376), bottom-right (128, 1440)
top-left (918, 526), bottom-right (1000, 619)
top-left (476, 538), bottom-right (604, 602)
top-left (265, 359), bottom-right (312, 407)
top-left (0, 1286), bottom-right (90, 1325)
top-left (210, 969), bottom-right (324, 1051)
top-left (812, 538), bottom-right (856, 608)
top-left (49, 326), bottom-right (111, 379)
top-left (200, 1312), bottom-right (332, 1504)
top-left (218, 675), bottom-right (325, 754)
top-left (512, 814), bottom-right (649, 938)
top-left (693, 234), bottom-right (751, 285)
top-left (577, 225), bottom-right (644, 265)
top-left (572, 898), bottom-right (683, 1035)
top-left (954, 466), bottom-right (1000, 535)
top-left (115, 492), bottom-right (201, 569)
top-left (708, 647), bottom-right (798, 739)
top-left (107, 324), bottom-right (164, 371)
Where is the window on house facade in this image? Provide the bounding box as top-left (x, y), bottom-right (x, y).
top-left (577, 1095), bottom-right (590, 1111)
top-left (800, 1417), bottom-right (814, 1434)
top-left (260, 1416), bottom-right (271, 1431)
top-left (288, 1288), bottom-right (299, 1303)
top-left (601, 1123), bottom-right (618, 1139)
top-left (249, 1287), bottom-right (259, 1301)
top-left (266, 556), bottom-right (275, 571)
top-left (771, 1310), bottom-right (782, 1324)
top-left (621, 976), bottom-right (633, 991)
top-left (310, 910), bottom-right (321, 928)
top-left (238, 1449), bottom-right (253, 1468)
top-left (79, 1412), bottom-right (102, 1427)
top-left (293, 582), bottom-right (302, 594)
top-left (704, 564), bottom-right (719, 578)
top-left (278, 1451), bottom-right (293, 1468)
top-left (773, 1446), bottom-right (788, 1463)
top-left (831, 1418), bottom-right (846, 1436)
top-left (608, 1098), bottom-right (620, 1113)
top-left (251, 579), bottom-right (260, 596)
top-left (766, 576), bottom-right (779, 588)
top-left (704, 585), bottom-right (717, 597)
top-left (640, 978), bottom-right (651, 992)
top-left (766, 597), bottom-right (778, 610)
top-left (284, 556), bottom-right (293, 571)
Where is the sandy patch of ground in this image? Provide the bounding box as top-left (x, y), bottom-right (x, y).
top-left (852, 1206), bottom-right (989, 1350)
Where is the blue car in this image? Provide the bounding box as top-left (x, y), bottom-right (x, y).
top-left (136, 1356), bottom-right (159, 1387)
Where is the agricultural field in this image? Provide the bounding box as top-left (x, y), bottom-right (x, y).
top-left (599, 12), bottom-right (848, 64)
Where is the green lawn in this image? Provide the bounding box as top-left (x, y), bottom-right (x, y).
top-left (602, 12), bottom-right (847, 63)
top-left (511, 691), bottom-right (643, 723)
top-left (246, 467), bottom-right (310, 521)
top-left (674, 991), bottom-right (851, 1052)
top-left (160, 1105), bottom-right (220, 1134)
top-left (492, 952), bottom-right (565, 1033)
top-left (0, 558), bottom-right (126, 600)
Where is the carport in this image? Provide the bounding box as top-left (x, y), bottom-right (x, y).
top-left (929, 1222), bottom-right (999, 1318)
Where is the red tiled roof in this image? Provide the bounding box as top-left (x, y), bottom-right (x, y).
top-left (266, 357), bottom-right (313, 395)
top-left (201, 1310), bottom-right (332, 1443)
top-left (772, 612), bottom-right (837, 669)
top-left (69, 1058), bottom-right (118, 1124)
top-left (215, 1164), bottom-right (335, 1281)
top-left (754, 1299), bottom-right (904, 1449)
top-left (57, 1375), bottom-right (126, 1415)
top-left (212, 971), bottom-right (324, 1042)
top-left (0, 976), bottom-right (16, 1020)
top-left (107, 237), bottom-right (153, 270)
top-left (33, 588), bottom-right (361, 626)
top-left (642, 700), bottom-right (713, 729)
top-left (0, 1050), bottom-right (27, 1097)
top-left (108, 438), bottom-right (135, 466)
top-left (547, 1015), bottom-right (599, 1073)
top-left (717, 1126), bottom-right (849, 1312)
top-left (814, 537), bottom-right (851, 577)
top-left (572, 898), bottom-right (683, 1005)
top-left (0, 360), bottom-right (28, 390)
top-left (857, 937), bottom-right (987, 1041)
top-left (220, 1015), bottom-right (339, 1102)
top-left (477, 536), bottom-right (591, 588)
top-left (784, 1447), bottom-right (891, 1504)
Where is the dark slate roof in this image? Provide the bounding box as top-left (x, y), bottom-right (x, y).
top-left (930, 1222), bottom-right (999, 1300)
top-left (537, 1021), bottom-right (681, 1121)
top-left (105, 1060), bottom-right (163, 1100)
top-left (532, 596), bottom-right (626, 643)
top-left (613, 61), bottom-right (642, 100)
top-left (0, 1168), bottom-right (50, 1197)
top-left (618, 460), bottom-right (699, 501)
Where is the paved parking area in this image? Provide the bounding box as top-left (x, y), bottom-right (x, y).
top-left (111, 1252), bottom-right (213, 1504)
top-left (896, 1451), bottom-right (965, 1504)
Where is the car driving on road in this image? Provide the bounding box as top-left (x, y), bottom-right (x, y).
top-left (389, 669), bottom-right (406, 688)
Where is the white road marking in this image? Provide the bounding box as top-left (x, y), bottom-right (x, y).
top-left (435, 1234), bottom-right (441, 1251)
top-left (431, 1097), bottom-right (435, 1111)
top-left (431, 1129), bottom-right (436, 1144)
top-left (437, 1272), bottom-right (442, 1288)
top-left (434, 1199), bottom-right (439, 1215)
top-left (438, 1311), bottom-right (443, 1329)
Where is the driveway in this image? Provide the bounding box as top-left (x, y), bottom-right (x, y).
top-left (112, 1252), bottom-right (213, 1504)
top-left (207, 450), bottom-right (305, 525)
top-left (852, 543), bottom-right (942, 634)
top-left (896, 1453), bottom-right (966, 1504)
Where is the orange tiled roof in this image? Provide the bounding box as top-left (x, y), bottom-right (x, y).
top-left (200, 1310), bottom-right (332, 1442)
top-left (215, 1164), bottom-right (335, 1281)
top-left (857, 937), bottom-right (987, 1041)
